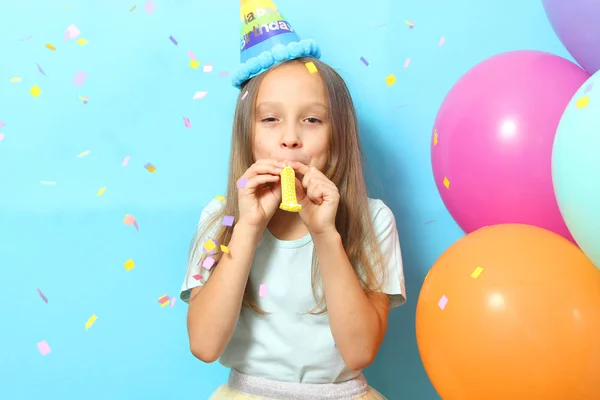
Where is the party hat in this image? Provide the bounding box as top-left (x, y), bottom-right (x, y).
top-left (232, 0), bottom-right (321, 88)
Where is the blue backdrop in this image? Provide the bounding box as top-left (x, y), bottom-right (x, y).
top-left (0, 0), bottom-right (573, 398)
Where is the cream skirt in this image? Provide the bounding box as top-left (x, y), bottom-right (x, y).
top-left (209, 370), bottom-right (387, 400)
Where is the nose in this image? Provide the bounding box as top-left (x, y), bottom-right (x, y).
top-left (280, 126), bottom-right (302, 149)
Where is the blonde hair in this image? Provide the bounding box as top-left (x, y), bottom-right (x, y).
top-left (189, 57), bottom-right (387, 314)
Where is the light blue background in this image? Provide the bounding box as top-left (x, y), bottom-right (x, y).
top-left (0, 0), bottom-right (573, 399)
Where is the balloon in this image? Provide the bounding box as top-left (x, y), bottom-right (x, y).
top-left (542, 0), bottom-right (600, 74)
top-left (431, 50), bottom-right (589, 241)
top-left (553, 71), bottom-right (600, 269)
top-left (416, 224), bottom-right (600, 400)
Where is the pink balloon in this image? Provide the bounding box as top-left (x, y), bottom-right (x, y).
top-left (431, 50), bottom-right (589, 241)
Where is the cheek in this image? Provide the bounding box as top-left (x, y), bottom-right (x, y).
top-left (253, 133), bottom-right (273, 157)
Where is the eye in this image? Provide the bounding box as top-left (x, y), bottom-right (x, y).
top-left (261, 117), bottom-right (278, 123)
top-left (304, 117), bottom-right (322, 124)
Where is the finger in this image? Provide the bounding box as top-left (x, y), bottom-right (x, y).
top-left (240, 163), bottom-right (283, 182)
top-left (287, 161), bottom-right (311, 176)
top-left (307, 183), bottom-right (326, 205)
top-left (243, 174), bottom-right (280, 191)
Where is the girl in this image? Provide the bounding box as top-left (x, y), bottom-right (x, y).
top-left (181, 2), bottom-right (405, 399)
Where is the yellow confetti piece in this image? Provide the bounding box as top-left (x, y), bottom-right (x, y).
top-left (85, 314), bottom-right (97, 330)
top-left (215, 195), bottom-right (225, 202)
top-left (220, 245), bottom-right (229, 254)
top-left (203, 239), bottom-right (216, 252)
top-left (385, 74), bottom-right (397, 86)
top-left (76, 150), bottom-right (90, 157)
top-left (30, 85), bottom-right (41, 98)
top-left (10, 77), bottom-right (22, 83)
top-left (189, 60), bottom-right (200, 69)
top-left (129, 5), bottom-right (136, 12)
top-left (124, 259), bottom-right (135, 271)
top-left (158, 295), bottom-right (170, 306)
top-left (575, 96), bottom-right (589, 109)
top-left (76, 38), bottom-right (88, 45)
top-left (96, 186), bottom-right (106, 196)
top-left (305, 61), bottom-right (318, 74)
top-left (144, 163), bottom-right (156, 173)
top-left (471, 266), bottom-right (484, 279)
top-left (443, 177), bottom-right (450, 189)
top-left (433, 129), bottom-right (438, 146)
top-left (45, 43), bottom-right (56, 50)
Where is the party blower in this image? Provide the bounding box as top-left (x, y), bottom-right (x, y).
top-left (279, 165), bottom-right (302, 212)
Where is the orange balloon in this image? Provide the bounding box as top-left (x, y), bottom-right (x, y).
top-left (416, 224), bottom-right (600, 400)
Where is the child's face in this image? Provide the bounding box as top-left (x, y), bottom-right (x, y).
top-left (253, 61), bottom-right (330, 172)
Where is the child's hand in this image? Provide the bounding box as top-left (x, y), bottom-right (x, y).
top-left (237, 159), bottom-right (285, 228)
top-left (287, 161), bottom-right (340, 235)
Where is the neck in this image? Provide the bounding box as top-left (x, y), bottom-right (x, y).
top-left (267, 209), bottom-right (308, 240)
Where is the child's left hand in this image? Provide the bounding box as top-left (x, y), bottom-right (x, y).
top-left (287, 161), bottom-right (340, 235)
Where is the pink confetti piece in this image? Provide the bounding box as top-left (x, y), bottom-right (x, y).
top-left (169, 35), bottom-right (178, 45)
top-left (144, 0), bottom-right (157, 14)
top-left (259, 283), bottom-right (268, 297)
top-left (438, 294), bottom-right (448, 310)
top-left (360, 57), bottom-right (369, 66)
top-left (438, 36), bottom-right (446, 47)
top-left (188, 50), bottom-right (196, 60)
top-left (170, 297), bottom-right (176, 308)
top-left (192, 274), bottom-right (202, 281)
top-left (222, 215), bottom-right (234, 226)
top-left (218, 71), bottom-right (229, 77)
top-left (202, 256), bottom-right (215, 270)
top-left (241, 91), bottom-right (249, 101)
top-left (123, 214), bottom-right (139, 230)
top-left (37, 288), bottom-right (48, 303)
top-left (64, 24), bottom-right (81, 41)
top-left (133, 220), bottom-right (139, 231)
top-left (0, 134), bottom-right (4, 141)
top-left (193, 91), bottom-right (207, 100)
top-left (237, 177), bottom-right (248, 189)
top-left (158, 295), bottom-right (169, 304)
top-left (37, 63), bottom-right (46, 76)
top-left (584, 83), bottom-right (594, 94)
top-left (0, 121), bottom-right (5, 129)
top-left (122, 156), bottom-right (130, 166)
top-left (72, 70), bottom-right (87, 87)
top-left (183, 117), bottom-right (192, 128)
top-left (37, 340), bottom-right (51, 356)
top-left (404, 57), bottom-right (411, 68)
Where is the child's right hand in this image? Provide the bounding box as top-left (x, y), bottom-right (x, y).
top-left (237, 159), bottom-right (286, 228)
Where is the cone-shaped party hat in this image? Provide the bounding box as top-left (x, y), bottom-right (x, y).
top-left (232, 0), bottom-right (321, 88)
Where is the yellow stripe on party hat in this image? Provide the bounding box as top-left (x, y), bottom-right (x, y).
top-left (233, 0), bottom-right (321, 88)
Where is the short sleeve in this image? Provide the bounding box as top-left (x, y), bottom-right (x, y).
top-left (370, 199), bottom-right (406, 308)
top-left (180, 198), bottom-right (225, 304)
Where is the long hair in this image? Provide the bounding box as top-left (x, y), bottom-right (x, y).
top-left (189, 57), bottom-right (387, 314)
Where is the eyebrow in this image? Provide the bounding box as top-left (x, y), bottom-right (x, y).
top-left (256, 101), bottom-right (328, 110)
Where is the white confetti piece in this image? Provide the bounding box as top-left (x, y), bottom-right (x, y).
top-left (193, 91), bottom-right (207, 100)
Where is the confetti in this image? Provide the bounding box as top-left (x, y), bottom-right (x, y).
top-left (192, 274), bottom-right (203, 280)
top-left (129, 5), bottom-right (136, 12)
top-left (202, 256), bottom-right (216, 270)
top-left (438, 295), bottom-right (448, 310)
top-left (203, 63), bottom-right (213, 73)
top-left (189, 60), bottom-right (200, 69)
top-left (259, 283), bottom-right (268, 297)
top-left (169, 35), bottom-right (178, 45)
top-left (170, 297), bottom-right (176, 308)
top-left (220, 245), bottom-right (229, 254)
top-left (37, 340), bottom-right (51, 356)
top-left (215, 195), bottom-right (225, 201)
top-left (218, 71), bottom-right (229, 77)
top-left (360, 56), bottom-right (369, 66)
top-left (438, 36), bottom-right (446, 47)
top-left (78, 95), bottom-right (89, 104)
top-left (0, 121), bottom-right (4, 129)
top-left (85, 314), bottom-right (97, 330)
top-left (193, 91), bottom-right (207, 100)
top-left (222, 215), bottom-right (234, 226)
top-left (433, 129), bottom-right (438, 145)
top-left (76, 38), bottom-right (87, 45)
top-left (144, 0), bottom-right (157, 14)
top-left (237, 177), bottom-right (248, 188)
top-left (203, 239), bottom-right (216, 252)
top-left (122, 156), bottom-right (130, 166)
top-left (9, 77), bottom-right (21, 82)
top-left (0, 134), bottom-right (4, 141)
top-left (72, 70), bottom-right (87, 87)
top-left (404, 20), bottom-right (415, 28)
top-left (183, 117), bottom-right (192, 128)
top-left (76, 150), bottom-right (90, 157)
top-left (385, 74), bottom-right (396, 86)
top-left (65, 24), bottom-right (81, 40)
top-left (305, 61), bottom-right (318, 74)
top-left (471, 266), bottom-right (484, 279)
top-left (575, 96), bottom-right (589, 109)
top-left (188, 50), bottom-right (196, 60)
top-left (144, 163), bottom-right (156, 173)
top-left (124, 259), bottom-right (135, 271)
top-left (123, 214), bottom-right (139, 231)
top-left (241, 91), bottom-right (249, 101)
top-left (404, 57), bottom-right (411, 68)
top-left (158, 295), bottom-right (169, 306)
top-left (424, 219), bottom-right (436, 224)
top-left (96, 186), bottom-right (106, 196)
top-left (45, 44), bottom-right (56, 51)
top-left (20, 36), bottom-right (33, 41)
top-left (375, 23), bottom-right (386, 28)
top-left (443, 177), bottom-right (450, 189)
top-left (40, 181), bottom-right (56, 185)
top-left (37, 288), bottom-right (48, 303)
top-left (30, 84), bottom-right (42, 98)
top-left (584, 83), bottom-right (594, 93)
top-left (37, 63), bottom-right (46, 76)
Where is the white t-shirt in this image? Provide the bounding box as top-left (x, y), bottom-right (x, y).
top-left (181, 197), bottom-right (406, 384)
